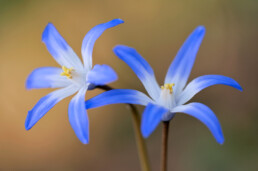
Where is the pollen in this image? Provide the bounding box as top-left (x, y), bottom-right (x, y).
top-left (60, 66), bottom-right (73, 79)
top-left (161, 83), bottom-right (175, 94)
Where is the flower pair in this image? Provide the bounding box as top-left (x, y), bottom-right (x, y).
top-left (26, 19), bottom-right (242, 144)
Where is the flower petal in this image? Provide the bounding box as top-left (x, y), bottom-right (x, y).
top-left (177, 75), bottom-right (243, 105)
top-left (68, 87), bottom-right (89, 144)
top-left (25, 85), bottom-right (78, 130)
top-left (42, 23), bottom-right (83, 70)
top-left (172, 102), bottom-right (224, 144)
top-left (165, 26), bottom-right (206, 94)
top-left (113, 45), bottom-right (160, 100)
top-left (141, 103), bottom-right (169, 138)
top-left (81, 19), bottom-right (124, 70)
top-left (26, 67), bottom-right (71, 89)
top-left (87, 64), bottom-right (117, 86)
top-left (86, 89), bottom-right (153, 109)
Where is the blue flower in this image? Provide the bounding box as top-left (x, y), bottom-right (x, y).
top-left (25, 19), bottom-right (124, 144)
top-left (86, 26), bottom-right (242, 144)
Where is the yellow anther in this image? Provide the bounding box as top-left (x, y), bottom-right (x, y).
top-left (161, 83), bottom-right (175, 94)
top-left (60, 66), bottom-right (73, 79)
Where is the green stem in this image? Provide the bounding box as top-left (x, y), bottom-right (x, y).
top-left (96, 85), bottom-right (150, 171)
top-left (161, 121), bottom-right (170, 171)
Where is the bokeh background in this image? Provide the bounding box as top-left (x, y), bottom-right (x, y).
top-left (0, 0), bottom-right (257, 170)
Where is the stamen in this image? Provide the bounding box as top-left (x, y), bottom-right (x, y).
top-left (60, 66), bottom-right (73, 79)
top-left (161, 83), bottom-right (175, 94)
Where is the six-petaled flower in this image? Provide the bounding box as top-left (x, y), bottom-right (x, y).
top-left (25, 19), bottom-right (124, 144)
top-left (85, 26), bottom-right (242, 144)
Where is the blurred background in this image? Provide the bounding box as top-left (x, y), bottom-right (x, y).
top-left (0, 0), bottom-right (257, 170)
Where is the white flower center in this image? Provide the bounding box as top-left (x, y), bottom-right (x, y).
top-left (158, 83), bottom-right (177, 121)
top-left (158, 83), bottom-right (176, 110)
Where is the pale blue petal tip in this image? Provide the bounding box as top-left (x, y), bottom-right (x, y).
top-left (82, 138), bottom-right (89, 144)
top-left (113, 45), bottom-right (131, 55)
top-left (113, 45), bottom-right (123, 52)
top-left (26, 71), bottom-right (35, 90)
top-left (236, 83), bottom-right (243, 92)
top-left (112, 18), bottom-right (124, 24)
top-left (42, 23), bottom-right (53, 42)
top-left (141, 123), bottom-right (156, 138)
top-left (141, 123), bottom-right (156, 139)
top-left (216, 131), bottom-right (224, 145)
top-left (218, 139), bottom-right (224, 145)
top-left (226, 76), bottom-right (243, 91)
top-left (196, 25), bottom-right (205, 32)
top-left (79, 135), bottom-right (89, 144)
top-left (142, 129), bottom-right (150, 139)
top-left (217, 134), bottom-right (224, 145)
top-left (25, 109), bottom-right (40, 131)
top-left (26, 72), bottom-right (35, 90)
top-left (194, 26), bottom-right (206, 36)
top-left (87, 64), bottom-right (118, 86)
top-left (24, 111), bottom-right (33, 130)
top-left (228, 78), bottom-right (243, 91)
top-left (110, 72), bottom-right (118, 83)
top-left (25, 78), bottom-right (32, 90)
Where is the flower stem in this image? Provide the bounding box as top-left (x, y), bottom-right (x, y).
top-left (96, 85), bottom-right (150, 171)
top-left (128, 103), bottom-right (151, 171)
top-left (161, 121), bottom-right (170, 171)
